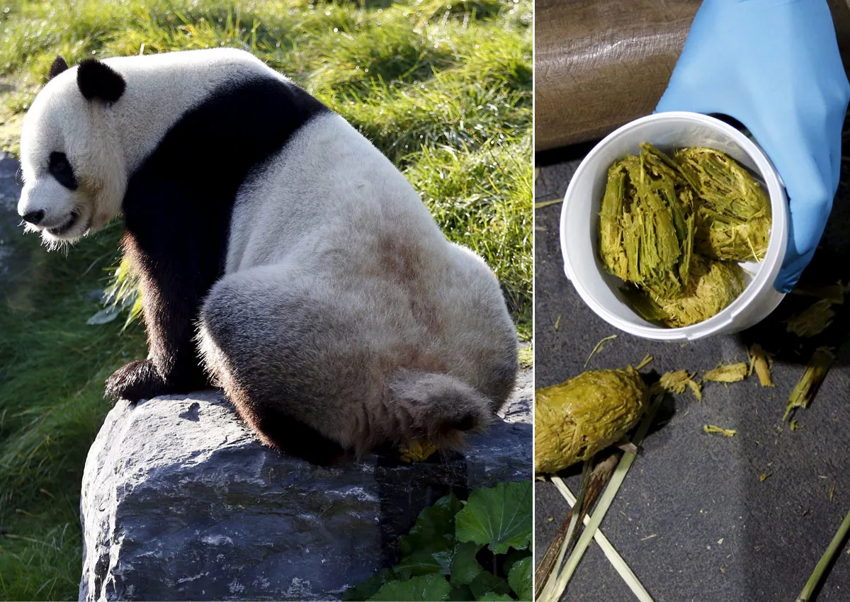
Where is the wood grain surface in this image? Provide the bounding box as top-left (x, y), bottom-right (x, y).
top-left (535, 0), bottom-right (850, 152)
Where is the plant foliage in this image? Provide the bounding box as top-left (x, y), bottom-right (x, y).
top-left (344, 481), bottom-right (533, 602)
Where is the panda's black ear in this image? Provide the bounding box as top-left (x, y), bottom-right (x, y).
top-left (48, 56), bottom-right (68, 81)
top-left (77, 58), bottom-right (126, 103)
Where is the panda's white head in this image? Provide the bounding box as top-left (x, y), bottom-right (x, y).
top-left (18, 56), bottom-right (128, 247)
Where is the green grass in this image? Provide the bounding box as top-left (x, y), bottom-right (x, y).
top-left (0, 0), bottom-right (531, 599)
top-left (0, 224), bottom-right (148, 600)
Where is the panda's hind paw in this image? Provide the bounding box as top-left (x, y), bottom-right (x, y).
top-left (105, 359), bottom-right (170, 403)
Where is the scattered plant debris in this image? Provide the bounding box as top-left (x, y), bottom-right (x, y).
top-left (786, 299), bottom-right (836, 338)
top-left (704, 362), bottom-right (749, 383)
top-left (399, 439), bottom-right (438, 463)
top-left (584, 334), bottom-right (618, 368)
top-left (784, 347), bottom-right (836, 421)
top-left (657, 369), bottom-right (702, 401)
top-left (704, 425), bottom-right (737, 437)
top-left (634, 355), bottom-right (654, 370)
top-left (748, 344), bottom-right (774, 387)
top-left (535, 198), bottom-right (562, 209)
top-left (797, 509), bottom-right (850, 602)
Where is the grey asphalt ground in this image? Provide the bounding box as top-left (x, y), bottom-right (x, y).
top-left (535, 146), bottom-right (850, 602)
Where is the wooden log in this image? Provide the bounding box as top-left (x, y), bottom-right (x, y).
top-left (535, 0), bottom-right (850, 152)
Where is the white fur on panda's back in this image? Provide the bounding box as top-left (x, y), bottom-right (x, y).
top-left (226, 113), bottom-right (446, 272)
top-left (226, 112), bottom-right (516, 397)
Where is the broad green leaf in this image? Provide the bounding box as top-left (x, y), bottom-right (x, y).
top-left (344, 568), bottom-right (395, 601)
top-left (469, 571), bottom-right (511, 600)
top-left (455, 482), bottom-right (532, 554)
top-left (368, 575), bottom-right (452, 602)
top-left (501, 548), bottom-right (532, 578)
top-left (400, 494), bottom-right (463, 557)
top-left (446, 585), bottom-right (475, 601)
top-left (397, 494), bottom-right (463, 576)
top-left (394, 547), bottom-right (454, 577)
top-left (507, 558), bottom-right (532, 601)
top-left (449, 542), bottom-right (484, 586)
top-left (477, 595), bottom-right (515, 601)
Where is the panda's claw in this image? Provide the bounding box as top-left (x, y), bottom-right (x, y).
top-left (105, 359), bottom-right (171, 403)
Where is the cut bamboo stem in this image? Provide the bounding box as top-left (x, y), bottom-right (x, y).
top-left (534, 454), bottom-right (618, 598)
top-left (797, 509), bottom-right (850, 602)
top-left (552, 479), bottom-right (654, 602)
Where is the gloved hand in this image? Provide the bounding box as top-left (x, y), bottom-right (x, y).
top-left (656, 0), bottom-right (850, 292)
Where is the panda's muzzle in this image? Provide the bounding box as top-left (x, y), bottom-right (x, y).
top-left (21, 210), bottom-right (45, 225)
top-left (47, 209), bottom-right (81, 236)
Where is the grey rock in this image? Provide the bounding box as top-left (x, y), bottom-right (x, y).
top-left (80, 372), bottom-right (532, 601)
top-left (0, 153), bottom-right (22, 279)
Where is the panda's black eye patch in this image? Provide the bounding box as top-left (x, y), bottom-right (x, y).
top-left (48, 151), bottom-right (78, 190)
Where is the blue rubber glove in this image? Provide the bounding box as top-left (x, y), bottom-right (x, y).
top-left (656, 0), bottom-right (850, 292)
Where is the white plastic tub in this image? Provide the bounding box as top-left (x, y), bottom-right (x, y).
top-left (560, 112), bottom-right (788, 342)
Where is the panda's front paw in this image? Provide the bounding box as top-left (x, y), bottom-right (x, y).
top-left (105, 359), bottom-right (172, 403)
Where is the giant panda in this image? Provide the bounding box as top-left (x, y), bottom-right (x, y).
top-left (17, 49), bottom-right (518, 464)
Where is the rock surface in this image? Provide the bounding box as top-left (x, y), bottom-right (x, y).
top-left (0, 152), bottom-right (23, 280)
top-left (79, 370), bottom-right (532, 601)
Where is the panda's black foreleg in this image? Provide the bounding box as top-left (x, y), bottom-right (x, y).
top-left (105, 231), bottom-right (213, 403)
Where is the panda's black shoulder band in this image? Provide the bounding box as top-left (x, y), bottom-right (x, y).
top-left (77, 59), bottom-right (126, 103)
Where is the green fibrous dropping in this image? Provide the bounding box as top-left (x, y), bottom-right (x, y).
top-left (599, 144), bottom-right (770, 327)
top-left (625, 255), bottom-right (746, 328)
top-left (535, 366), bottom-right (649, 473)
top-left (599, 146), bottom-right (695, 298)
top-left (675, 148), bottom-right (771, 262)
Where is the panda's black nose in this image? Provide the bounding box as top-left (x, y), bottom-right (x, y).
top-left (22, 210), bottom-right (45, 225)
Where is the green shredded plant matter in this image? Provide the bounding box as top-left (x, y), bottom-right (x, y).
top-left (599, 145), bottom-right (695, 299)
top-left (584, 334), bottom-right (617, 368)
top-left (704, 425), bottom-right (737, 437)
top-left (785, 347), bottom-right (836, 421)
top-left (786, 298), bottom-right (836, 338)
top-left (656, 369), bottom-right (702, 401)
top-left (535, 367), bottom-right (649, 474)
top-left (748, 344), bottom-right (774, 387)
top-left (675, 148), bottom-right (771, 262)
top-left (703, 362), bottom-right (749, 383)
top-left (535, 198), bottom-right (562, 209)
top-left (634, 355), bottom-right (654, 370)
top-left (599, 144), bottom-right (770, 327)
top-left (628, 255), bottom-right (746, 328)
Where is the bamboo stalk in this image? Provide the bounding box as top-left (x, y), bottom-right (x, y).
top-left (534, 454), bottom-right (618, 598)
top-left (552, 480), bottom-right (654, 602)
top-left (797, 509), bottom-right (850, 602)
